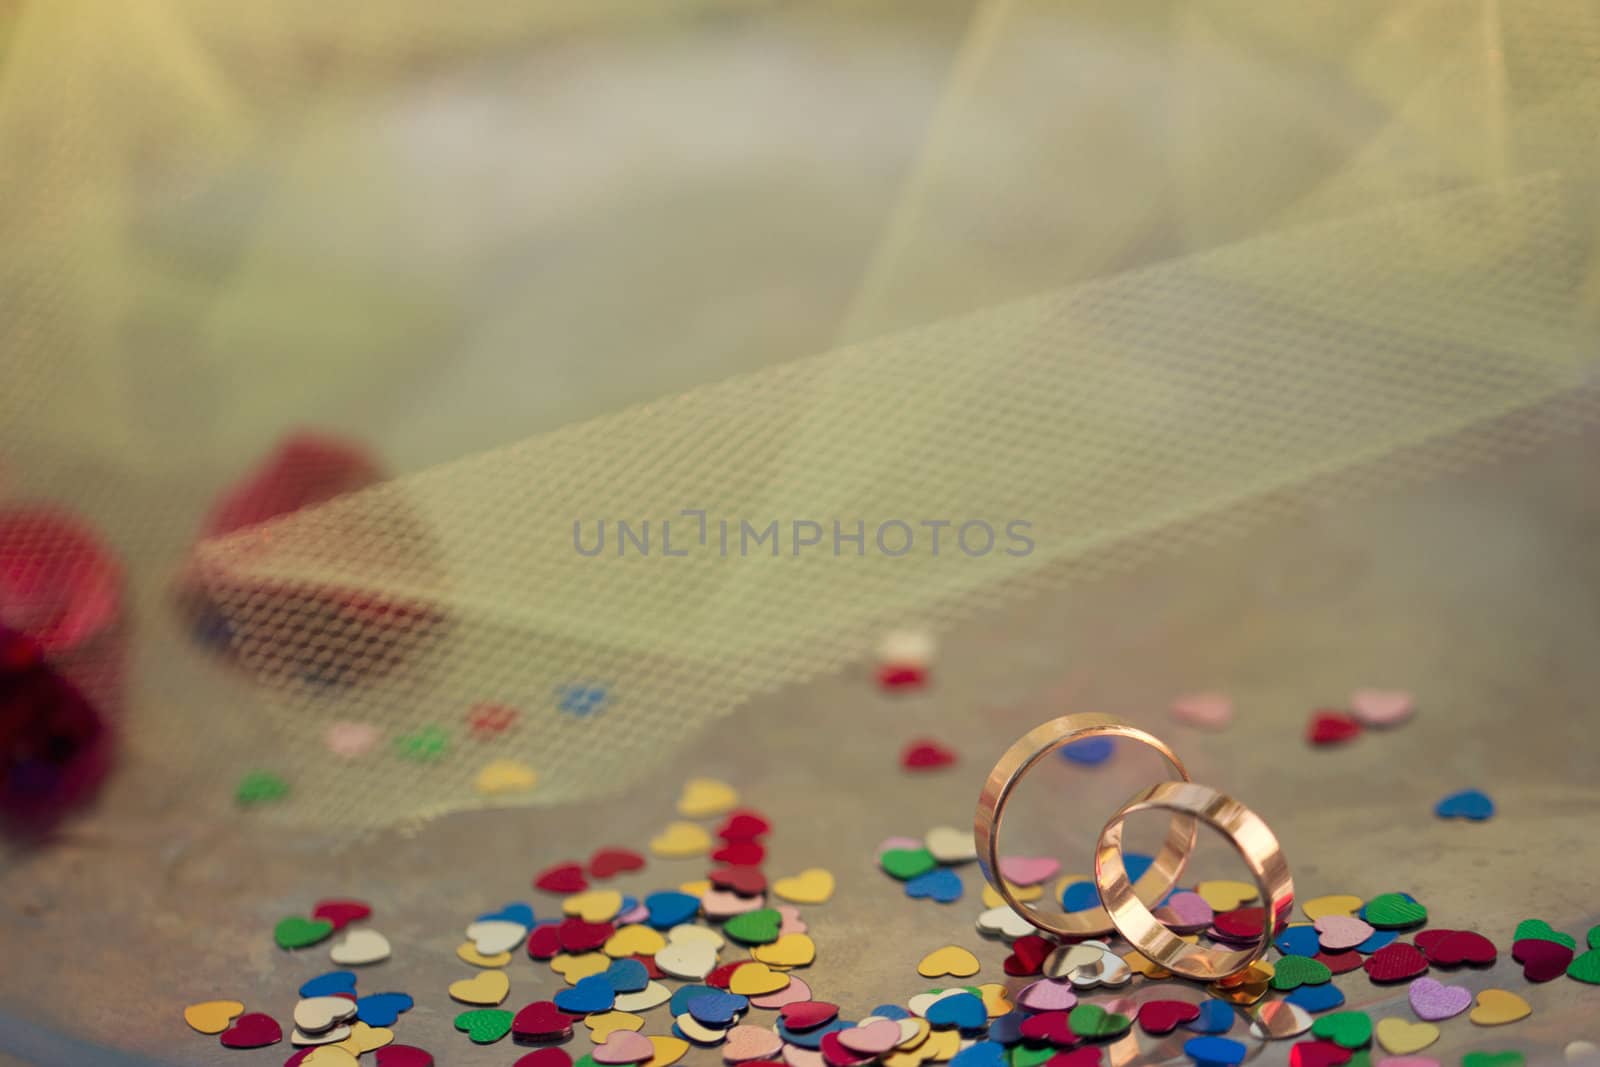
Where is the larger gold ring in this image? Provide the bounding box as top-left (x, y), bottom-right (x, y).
top-left (974, 712), bottom-right (1197, 938)
top-left (1096, 780), bottom-right (1294, 980)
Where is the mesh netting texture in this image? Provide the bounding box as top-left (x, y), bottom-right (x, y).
top-left (3, 0), bottom-right (1600, 827)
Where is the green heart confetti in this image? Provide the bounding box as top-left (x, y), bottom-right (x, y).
top-left (575, 1058), bottom-right (600, 1067)
top-left (454, 1008), bottom-right (514, 1044)
top-left (394, 725), bottom-right (449, 762)
top-left (724, 909), bottom-right (782, 945)
top-left (1310, 1011), bottom-right (1373, 1049)
top-left (1068, 1003), bottom-right (1132, 1040)
top-left (1513, 918), bottom-right (1575, 949)
top-left (1010, 1046), bottom-right (1054, 1067)
top-left (1567, 949), bottom-right (1600, 984)
top-left (1462, 1053), bottom-right (1525, 1067)
top-left (880, 847), bottom-right (937, 881)
top-left (1270, 955), bottom-right (1333, 990)
top-left (1363, 892), bottom-right (1426, 929)
top-left (1346, 1054), bottom-right (1372, 1067)
top-left (235, 770), bottom-right (289, 807)
top-left (1589, 924), bottom-right (1600, 950)
top-left (273, 916), bottom-right (334, 950)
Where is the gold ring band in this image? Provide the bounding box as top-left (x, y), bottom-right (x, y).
top-left (974, 712), bottom-right (1198, 938)
top-left (1095, 780), bottom-right (1294, 980)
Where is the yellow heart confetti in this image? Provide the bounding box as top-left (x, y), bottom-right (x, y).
top-left (1123, 950), bottom-right (1173, 979)
top-left (455, 942), bottom-right (511, 968)
top-left (981, 882), bottom-right (1042, 908)
top-left (896, 1018), bottom-right (932, 1051)
top-left (1469, 989), bottom-right (1531, 1026)
top-left (886, 1027), bottom-right (960, 1067)
top-left (679, 880), bottom-right (712, 896)
top-left (772, 868), bottom-right (836, 904)
top-left (585, 1011), bottom-right (645, 1041)
top-left (447, 970), bottom-right (509, 1006)
top-left (644, 1035), bottom-right (691, 1067)
top-left (917, 945), bottom-right (980, 979)
top-left (563, 889), bottom-right (624, 923)
top-left (474, 759), bottom-right (538, 795)
top-left (551, 952), bottom-right (612, 983)
top-left (1303, 894), bottom-right (1364, 921)
top-left (751, 933), bottom-right (816, 968)
top-left (728, 961), bottom-right (790, 996)
top-left (676, 777), bottom-right (738, 818)
top-left (334, 1022), bottom-right (392, 1055)
top-left (650, 822), bottom-right (712, 858)
top-left (183, 1000), bottom-right (244, 1035)
top-left (1377, 1018), bottom-right (1440, 1054)
top-left (978, 983), bottom-right (1012, 1017)
top-left (302, 1048), bottom-right (359, 1067)
top-left (604, 925), bottom-right (667, 958)
top-left (1196, 880), bottom-right (1259, 911)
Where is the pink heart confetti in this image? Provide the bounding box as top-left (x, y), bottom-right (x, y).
top-left (777, 905), bottom-right (808, 935)
top-left (701, 889), bottom-right (765, 919)
top-left (325, 721), bottom-right (380, 758)
top-left (750, 975), bottom-right (811, 1009)
top-left (783, 1046), bottom-right (825, 1067)
top-left (723, 1025), bottom-right (783, 1063)
top-left (592, 1031), bottom-right (654, 1065)
top-left (1350, 689), bottom-right (1415, 727)
top-left (838, 1020), bottom-right (903, 1055)
top-left (1315, 914), bottom-right (1375, 952)
top-left (1016, 978), bottom-right (1078, 1012)
top-left (616, 903), bottom-right (650, 925)
top-left (1171, 692), bottom-right (1233, 730)
top-left (1153, 890), bottom-right (1214, 933)
top-left (1407, 977), bottom-right (1471, 1021)
top-left (998, 856), bottom-right (1060, 887)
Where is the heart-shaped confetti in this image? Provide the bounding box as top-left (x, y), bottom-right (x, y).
top-left (559, 919), bottom-right (616, 953)
top-left (1060, 737), bottom-right (1114, 765)
top-left (470, 919), bottom-right (532, 955)
top-left (656, 940), bottom-right (718, 980)
top-left (586, 1012), bottom-right (645, 1042)
top-left (1468, 989), bottom-right (1530, 1026)
top-left (1512, 937), bottom-right (1574, 981)
top-left (184, 1000), bottom-right (245, 1035)
top-left (644, 891), bottom-right (700, 930)
top-left (1018, 1009), bottom-right (1076, 1047)
top-left (998, 856), bottom-right (1060, 887)
top-left (1434, 789), bottom-right (1493, 821)
top-left (313, 900), bottom-right (372, 930)
top-left (1171, 692), bottom-right (1233, 730)
top-left (1567, 1041), bottom-right (1600, 1063)
top-left (917, 946), bottom-right (980, 979)
top-left (299, 1048), bottom-right (358, 1067)
top-left (1568, 949), bottom-right (1600, 983)
top-left (476, 759), bottom-right (538, 795)
top-left (724, 910), bottom-right (782, 945)
top-left (556, 974), bottom-right (617, 1015)
top-left (650, 822), bottom-right (712, 859)
top-left (1271, 956), bottom-right (1333, 991)
top-left (1016, 978), bottom-right (1077, 1012)
top-left (1066, 1004), bottom-right (1130, 1040)
top-left (1413, 929), bottom-right (1496, 967)
top-left (614, 982), bottom-right (672, 1013)
top-left (1005, 934), bottom-right (1053, 977)
top-left (236, 770), bottom-right (290, 806)
top-left (276, 916), bottom-right (336, 950)
top-left (781, 1002), bottom-right (839, 1032)
top-left (512, 1002), bottom-right (576, 1043)
top-left (1363, 894), bottom-right (1427, 929)
top-left (977, 905), bottom-right (1034, 941)
top-left (926, 993), bottom-right (987, 1033)
top-left (772, 868), bottom-right (835, 904)
top-left (454, 1008), bottom-right (514, 1044)
top-left (299, 972), bottom-right (358, 998)
top-left (1212, 906), bottom-right (1266, 943)
top-left (881, 848), bottom-right (938, 881)
top-left (752, 933), bottom-right (814, 968)
top-left (728, 962), bottom-right (789, 997)
top-left (1513, 918), bottom-right (1575, 948)
top-left (536, 863), bottom-right (589, 894)
top-left (1137, 1000), bottom-right (1199, 1036)
top-left (1195, 881), bottom-right (1258, 911)
top-left (1248, 1001), bottom-right (1312, 1040)
top-left (449, 971), bottom-right (510, 1006)
top-left (1316, 950), bottom-right (1363, 975)
top-left (1184, 1037), bottom-right (1247, 1066)
top-left (326, 722), bottom-right (381, 758)
top-left (355, 994), bottom-right (413, 1028)
top-left (564, 890), bottom-right (625, 924)
top-left (901, 740), bottom-right (956, 771)
top-left (1376, 1058), bottom-right (1438, 1067)
top-left (709, 865), bottom-right (766, 896)
top-left (925, 827), bottom-right (977, 864)
top-left (296, 997), bottom-right (358, 1034)
top-left (374, 1047), bottom-right (434, 1067)
top-left (1375, 1019), bottom-right (1437, 1055)
top-left (1463, 1055), bottom-right (1525, 1067)
top-left (220, 1012), bottom-right (283, 1049)
top-left (1349, 689), bottom-right (1414, 727)
top-left (718, 811), bottom-right (771, 840)
top-left (677, 778), bottom-right (738, 818)
top-left (713, 840), bottom-right (766, 866)
top-left (1315, 915), bottom-right (1375, 951)
top-left (905, 867), bottom-right (963, 903)
top-left (330, 929), bottom-right (391, 966)
top-left (1186, 1000), bottom-right (1236, 1034)
top-left (394, 725), bottom-right (449, 762)
top-left (728, 1024), bottom-right (787, 1063)
top-left (1302, 895), bottom-right (1363, 921)
top-left (1362, 942), bottom-right (1427, 983)
top-left (1405, 978), bottom-right (1470, 1021)
top-left (603, 925), bottom-right (665, 958)
top-left (1307, 710), bottom-right (1361, 746)
top-left (838, 1019), bottom-right (901, 1055)
top-left (594, 1030), bottom-right (655, 1065)
top-left (684, 989), bottom-right (747, 1027)
top-left (1156, 890), bottom-right (1214, 933)
top-left (336, 1021), bottom-right (393, 1055)
top-left (512, 1051), bottom-right (569, 1067)
top-left (1276, 926), bottom-right (1322, 956)
top-left (1289, 1040), bottom-right (1353, 1067)
top-left (1286, 984), bottom-right (1344, 1014)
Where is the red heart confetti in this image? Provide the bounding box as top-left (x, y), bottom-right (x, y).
top-left (588, 848), bottom-right (646, 879)
top-left (511, 1001), bottom-right (576, 1043)
top-left (712, 840), bottom-right (767, 865)
top-left (1290, 1041), bottom-right (1353, 1067)
top-left (467, 702), bottom-right (518, 737)
top-left (1212, 907), bottom-right (1266, 942)
top-left (1414, 929), bottom-right (1497, 967)
top-left (512, 1050), bottom-right (572, 1067)
top-left (1362, 941), bottom-right (1429, 983)
top-left (1020, 1011), bottom-right (1080, 1048)
top-left (781, 1001), bottom-right (840, 1031)
top-left (1315, 950), bottom-right (1364, 975)
top-left (526, 926), bottom-right (562, 960)
top-left (901, 739), bottom-right (957, 771)
top-left (709, 865), bottom-right (767, 896)
top-left (1307, 710), bottom-right (1362, 746)
top-left (629, 954), bottom-right (664, 979)
top-left (556, 917), bottom-right (613, 953)
top-left (705, 961), bottom-right (748, 989)
top-left (821, 1030), bottom-right (878, 1067)
top-left (1512, 937), bottom-right (1575, 982)
top-left (534, 862), bottom-right (588, 894)
top-left (1137, 1000), bottom-right (1201, 1035)
top-left (218, 1012), bottom-right (282, 1049)
top-left (376, 1047), bottom-right (437, 1067)
top-left (1005, 934), bottom-right (1055, 976)
top-left (877, 664), bottom-right (928, 690)
top-left (1046, 1050), bottom-right (1101, 1067)
top-left (717, 811), bottom-right (772, 841)
top-left (312, 899), bottom-right (372, 930)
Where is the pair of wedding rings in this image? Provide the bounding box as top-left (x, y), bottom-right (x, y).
top-left (974, 713), bottom-right (1294, 981)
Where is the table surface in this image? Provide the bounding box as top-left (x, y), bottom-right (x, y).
top-left (4, 419), bottom-right (1599, 1067)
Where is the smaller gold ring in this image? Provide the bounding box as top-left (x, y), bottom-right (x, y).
top-left (1095, 780), bottom-right (1293, 980)
top-left (975, 712), bottom-right (1197, 939)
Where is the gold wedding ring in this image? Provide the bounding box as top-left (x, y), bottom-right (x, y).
top-left (974, 713), bottom-right (1198, 938)
top-left (1096, 780), bottom-right (1293, 979)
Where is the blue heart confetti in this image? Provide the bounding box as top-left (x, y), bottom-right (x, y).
top-left (1285, 983), bottom-right (1345, 1013)
top-left (686, 990), bottom-right (749, 1027)
top-left (951, 1041), bottom-right (1008, 1067)
top-left (905, 867), bottom-right (963, 903)
top-left (475, 903), bottom-right (535, 926)
top-left (872, 1005), bottom-right (912, 1021)
top-left (670, 985), bottom-right (719, 1016)
top-left (604, 958), bottom-right (649, 994)
top-left (778, 1018), bottom-right (850, 1050)
top-left (1061, 880), bottom-right (1098, 913)
top-left (1184, 1036), bottom-right (1247, 1066)
top-left (1275, 925), bottom-right (1322, 957)
top-left (1185, 1000), bottom-right (1236, 1034)
top-left (987, 1011), bottom-right (1027, 1046)
top-left (1060, 737), bottom-right (1115, 765)
top-left (924, 993), bottom-right (987, 1033)
top-left (1355, 929), bottom-right (1398, 954)
top-left (298, 971), bottom-right (358, 999)
top-left (1125, 852), bottom-right (1154, 882)
top-left (644, 891), bottom-right (701, 929)
top-left (1435, 788), bottom-right (1494, 821)
top-left (553, 974), bottom-right (615, 1015)
top-left (354, 992), bottom-right (413, 1027)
